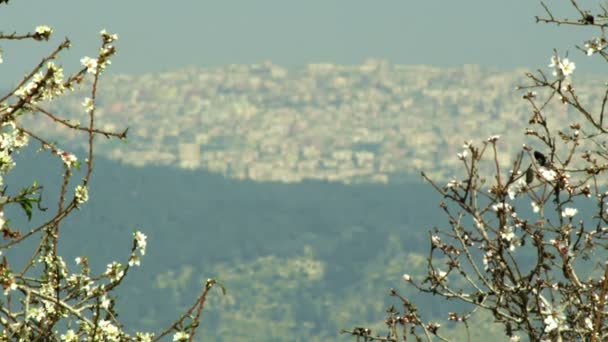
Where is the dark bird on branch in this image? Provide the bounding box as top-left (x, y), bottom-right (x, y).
top-left (525, 166), bottom-right (535, 185)
top-left (533, 151), bottom-right (547, 167)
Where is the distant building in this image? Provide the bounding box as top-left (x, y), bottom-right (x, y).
top-left (178, 143), bottom-right (200, 169)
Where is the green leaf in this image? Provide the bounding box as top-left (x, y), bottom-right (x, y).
top-left (18, 199), bottom-right (33, 221)
top-left (17, 197), bottom-right (40, 221)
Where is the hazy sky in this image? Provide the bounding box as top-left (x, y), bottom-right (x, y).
top-left (0, 0), bottom-right (603, 79)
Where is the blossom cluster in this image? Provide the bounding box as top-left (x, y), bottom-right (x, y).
top-left (410, 128), bottom-right (605, 339)
top-left (75, 185), bottom-right (88, 204)
top-left (34, 25), bottom-right (52, 41)
top-left (79, 29), bottom-right (118, 75)
top-left (50, 148), bottom-right (78, 168)
top-left (549, 55), bottom-right (576, 79)
top-left (0, 121), bottom-right (27, 177)
top-left (0, 22), bottom-right (196, 341)
top-left (585, 37), bottom-right (607, 56)
top-left (129, 230), bottom-right (147, 267)
top-left (14, 62), bottom-right (67, 102)
top-left (352, 3), bottom-right (608, 341)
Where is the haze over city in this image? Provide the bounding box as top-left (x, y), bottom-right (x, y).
top-left (0, 0), bottom-right (603, 80)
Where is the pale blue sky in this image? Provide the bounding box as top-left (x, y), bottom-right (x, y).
top-left (0, 0), bottom-right (603, 80)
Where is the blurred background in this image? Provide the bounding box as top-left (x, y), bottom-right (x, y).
top-left (1, 1), bottom-right (605, 340)
top-left (0, 0), bottom-right (604, 78)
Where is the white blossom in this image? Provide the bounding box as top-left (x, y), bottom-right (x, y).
top-left (35, 25), bottom-right (53, 37)
top-left (82, 97), bottom-right (94, 113)
top-left (0, 133), bottom-right (11, 151)
top-left (60, 329), bottom-right (78, 342)
top-left (101, 29), bottom-right (119, 43)
top-left (3, 279), bottom-right (17, 295)
top-left (128, 254), bottom-right (141, 267)
top-left (35, 25), bottom-right (52, 35)
top-left (531, 201), bottom-right (540, 213)
top-left (105, 262), bottom-right (124, 282)
top-left (431, 235), bottom-right (442, 246)
top-left (434, 269), bottom-right (447, 281)
top-left (446, 179), bottom-right (460, 188)
top-left (473, 216), bottom-right (484, 230)
top-left (585, 316), bottom-right (593, 330)
top-left (539, 167), bottom-right (556, 182)
top-left (561, 207), bottom-right (578, 218)
top-left (501, 226), bottom-right (515, 242)
top-left (99, 319), bottom-right (120, 340)
top-left (507, 178), bottom-right (527, 200)
top-left (14, 80), bottom-right (37, 98)
top-left (12, 130), bottom-right (29, 148)
top-left (585, 37), bottom-right (607, 56)
top-left (80, 56), bottom-right (98, 74)
top-left (101, 295), bottom-right (111, 310)
top-left (544, 314), bottom-right (559, 333)
top-left (560, 58), bottom-right (575, 76)
top-left (75, 185), bottom-right (88, 204)
top-left (0, 152), bottom-right (17, 174)
top-left (173, 331), bottom-right (190, 341)
top-left (27, 307), bottom-right (46, 322)
top-left (57, 150), bottom-right (77, 168)
top-left (136, 332), bottom-right (154, 342)
top-left (542, 306), bottom-right (567, 333)
top-left (487, 135), bottom-right (500, 142)
top-left (549, 56), bottom-right (576, 78)
top-left (134, 231), bottom-right (147, 255)
top-left (483, 250), bottom-right (494, 271)
top-left (492, 202), bottom-right (512, 213)
top-left (39, 62), bottom-right (66, 99)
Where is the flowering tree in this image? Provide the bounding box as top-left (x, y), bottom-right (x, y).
top-left (344, 1), bottom-right (608, 341)
top-left (0, 8), bottom-right (222, 342)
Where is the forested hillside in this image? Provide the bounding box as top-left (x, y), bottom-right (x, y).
top-left (7, 147), bottom-right (484, 340)
top-left (12, 144), bottom-right (600, 340)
